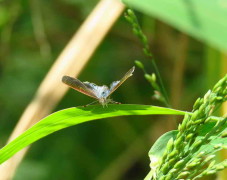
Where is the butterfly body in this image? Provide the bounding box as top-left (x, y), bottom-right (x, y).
top-left (83, 83), bottom-right (112, 106)
top-left (62, 66), bottom-right (135, 107)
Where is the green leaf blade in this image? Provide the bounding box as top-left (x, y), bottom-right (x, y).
top-left (0, 104), bottom-right (186, 164)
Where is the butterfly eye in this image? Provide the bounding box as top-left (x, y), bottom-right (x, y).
top-left (101, 91), bottom-right (108, 97)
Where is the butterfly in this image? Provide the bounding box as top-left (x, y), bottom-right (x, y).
top-left (62, 66), bottom-right (135, 107)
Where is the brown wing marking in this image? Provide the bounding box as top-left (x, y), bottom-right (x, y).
top-left (62, 76), bottom-right (98, 99)
top-left (108, 66), bottom-right (135, 96)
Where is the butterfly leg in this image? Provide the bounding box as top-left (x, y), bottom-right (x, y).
top-left (112, 101), bottom-right (121, 104)
top-left (109, 99), bottom-right (121, 104)
top-left (102, 102), bottom-right (109, 108)
top-left (83, 100), bottom-right (98, 107)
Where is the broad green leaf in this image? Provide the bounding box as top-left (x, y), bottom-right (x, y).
top-left (145, 131), bottom-right (178, 180)
top-left (123, 0), bottom-right (227, 52)
top-left (198, 118), bottom-right (227, 136)
top-left (197, 118), bottom-right (227, 154)
top-left (148, 131), bottom-right (178, 159)
top-left (199, 137), bottom-right (227, 153)
top-left (144, 130), bottom-right (178, 180)
top-left (0, 104), bottom-right (186, 164)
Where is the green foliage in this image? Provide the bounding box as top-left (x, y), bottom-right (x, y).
top-left (0, 1), bottom-right (226, 179)
top-left (123, 0), bottom-right (227, 52)
top-left (0, 6), bottom-right (9, 27)
top-left (125, 8), bottom-right (227, 179)
top-left (145, 131), bottom-right (178, 180)
top-left (145, 75), bottom-right (227, 180)
top-left (0, 104), bottom-right (186, 165)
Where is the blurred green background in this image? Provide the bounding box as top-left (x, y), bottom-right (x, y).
top-left (0, 0), bottom-right (226, 179)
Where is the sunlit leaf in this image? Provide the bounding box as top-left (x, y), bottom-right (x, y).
top-left (0, 104), bottom-right (186, 164)
top-left (123, 0), bottom-right (227, 52)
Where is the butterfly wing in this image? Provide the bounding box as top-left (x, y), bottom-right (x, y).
top-left (108, 66), bottom-right (135, 97)
top-left (62, 76), bottom-right (98, 99)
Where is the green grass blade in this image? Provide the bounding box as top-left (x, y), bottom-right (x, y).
top-left (123, 0), bottom-right (227, 52)
top-left (0, 104), bottom-right (186, 164)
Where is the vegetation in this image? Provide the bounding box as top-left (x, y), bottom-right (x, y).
top-left (0, 0), bottom-right (226, 179)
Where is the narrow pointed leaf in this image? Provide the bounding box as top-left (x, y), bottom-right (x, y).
top-left (0, 104), bottom-right (186, 164)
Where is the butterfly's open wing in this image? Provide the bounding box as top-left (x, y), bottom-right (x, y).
top-left (108, 66), bottom-right (135, 97)
top-left (62, 76), bottom-right (98, 99)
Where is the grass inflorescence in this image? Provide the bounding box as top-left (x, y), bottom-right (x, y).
top-left (125, 9), bottom-right (170, 107)
top-left (156, 74), bottom-right (227, 180)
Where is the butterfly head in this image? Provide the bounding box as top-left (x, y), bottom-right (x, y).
top-left (98, 97), bottom-right (107, 107)
top-left (96, 85), bottom-right (110, 98)
top-left (99, 97), bottom-right (114, 107)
